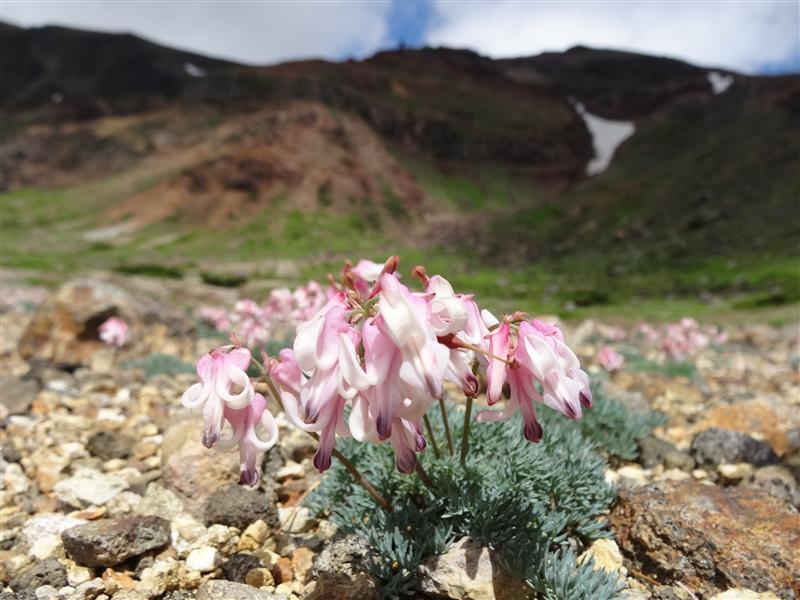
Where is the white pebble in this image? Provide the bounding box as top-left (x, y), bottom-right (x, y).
top-left (186, 546), bottom-right (222, 572)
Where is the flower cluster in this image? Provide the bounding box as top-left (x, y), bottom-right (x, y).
top-left (199, 281), bottom-right (331, 348)
top-left (477, 315), bottom-right (592, 442)
top-left (181, 346), bottom-right (278, 485)
top-left (182, 257), bottom-right (593, 484)
top-left (661, 317), bottom-right (727, 360)
top-left (634, 318), bottom-right (726, 361)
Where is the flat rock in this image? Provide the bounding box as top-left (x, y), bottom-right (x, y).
top-left (203, 484), bottom-right (279, 530)
top-left (196, 580), bottom-right (276, 600)
top-left (638, 435), bottom-right (695, 471)
top-left (87, 430), bottom-right (133, 460)
top-left (691, 428), bottom-right (779, 469)
top-left (742, 465), bottom-right (800, 508)
top-left (61, 516), bottom-right (170, 567)
top-left (610, 480), bottom-right (800, 598)
top-left (709, 591), bottom-right (782, 600)
top-left (54, 468), bottom-right (129, 508)
top-left (9, 558), bottom-right (67, 593)
top-left (417, 537), bottom-right (529, 600)
top-left (19, 513), bottom-right (88, 547)
top-left (306, 534), bottom-right (379, 600)
top-left (0, 376), bottom-right (40, 415)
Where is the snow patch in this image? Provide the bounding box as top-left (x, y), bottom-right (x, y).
top-left (83, 222), bottom-right (139, 242)
top-left (573, 101), bottom-right (635, 176)
top-left (707, 71), bottom-right (734, 95)
top-left (183, 62), bottom-right (206, 78)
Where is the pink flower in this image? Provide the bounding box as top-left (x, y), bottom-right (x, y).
top-left (377, 273), bottom-right (449, 399)
top-left (278, 293), bottom-right (357, 471)
top-left (219, 393), bottom-right (278, 486)
top-left (485, 322), bottom-right (510, 405)
top-left (597, 346), bottom-right (624, 371)
top-left (478, 318), bottom-right (592, 441)
top-left (98, 316), bottom-right (128, 347)
top-left (181, 347), bottom-right (254, 448)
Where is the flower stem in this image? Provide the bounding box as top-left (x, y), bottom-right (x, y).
top-left (460, 395), bottom-right (473, 467)
top-left (439, 395), bottom-right (454, 455)
top-left (414, 461), bottom-right (435, 490)
top-left (329, 444), bottom-right (392, 511)
top-left (257, 373), bottom-right (392, 512)
top-left (423, 414), bottom-right (441, 459)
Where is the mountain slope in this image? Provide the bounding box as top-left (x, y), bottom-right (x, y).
top-left (1, 23), bottom-right (797, 312)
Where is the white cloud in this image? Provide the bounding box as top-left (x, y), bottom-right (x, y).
top-left (425, 1), bottom-right (799, 73)
top-left (0, 1), bottom-right (392, 65)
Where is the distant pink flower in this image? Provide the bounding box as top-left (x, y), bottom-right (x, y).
top-left (636, 323), bottom-right (659, 343)
top-left (598, 324), bottom-right (627, 342)
top-left (98, 316), bottom-right (128, 347)
top-left (597, 346), bottom-right (624, 371)
top-left (181, 347), bottom-right (254, 448)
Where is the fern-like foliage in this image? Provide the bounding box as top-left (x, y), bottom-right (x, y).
top-left (307, 391), bottom-right (658, 599)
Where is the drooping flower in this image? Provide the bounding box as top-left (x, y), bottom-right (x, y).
top-left (181, 347), bottom-right (254, 448)
top-left (478, 317), bottom-right (592, 441)
top-left (218, 393), bottom-right (278, 486)
top-left (597, 346), bottom-right (624, 371)
top-left (99, 316), bottom-right (128, 347)
top-left (377, 273), bottom-right (449, 399)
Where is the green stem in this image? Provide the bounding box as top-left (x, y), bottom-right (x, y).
top-left (423, 414), bottom-right (441, 459)
top-left (438, 395), bottom-right (454, 455)
top-left (460, 395), bottom-right (473, 467)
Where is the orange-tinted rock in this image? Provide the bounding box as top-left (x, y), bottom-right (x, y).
top-left (271, 557), bottom-right (293, 584)
top-left (610, 480), bottom-right (800, 598)
top-left (291, 547), bottom-right (314, 584)
top-left (694, 399), bottom-right (793, 455)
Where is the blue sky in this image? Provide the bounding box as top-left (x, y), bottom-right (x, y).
top-left (2, 0), bottom-right (798, 74)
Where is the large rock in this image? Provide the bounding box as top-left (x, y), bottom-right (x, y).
top-left (610, 480), bottom-right (800, 599)
top-left (306, 534), bottom-right (379, 600)
top-left (691, 428), bottom-right (779, 469)
top-left (417, 537), bottom-right (529, 600)
top-left (61, 516), bottom-right (170, 567)
top-left (161, 418), bottom-right (242, 516)
top-left (17, 278), bottom-right (195, 367)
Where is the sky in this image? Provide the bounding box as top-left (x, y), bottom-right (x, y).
top-left (2, 1), bottom-right (798, 74)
